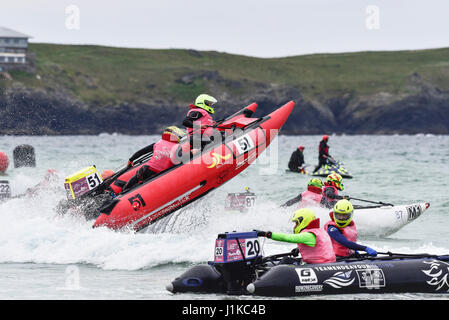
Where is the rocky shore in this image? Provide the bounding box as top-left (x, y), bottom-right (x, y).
top-left (1, 44), bottom-right (448, 135)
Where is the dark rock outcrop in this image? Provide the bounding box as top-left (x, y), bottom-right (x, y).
top-left (1, 69), bottom-right (448, 135)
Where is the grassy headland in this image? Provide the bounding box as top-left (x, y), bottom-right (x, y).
top-left (1, 43), bottom-right (449, 134)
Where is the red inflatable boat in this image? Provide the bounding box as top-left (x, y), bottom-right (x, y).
top-left (91, 101), bottom-right (294, 231)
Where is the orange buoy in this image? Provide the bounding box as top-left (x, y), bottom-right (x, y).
top-left (101, 169), bottom-right (115, 180)
top-left (0, 152), bottom-right (9, 173)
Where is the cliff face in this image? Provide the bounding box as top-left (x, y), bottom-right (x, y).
top-left (1, 44), bottom-right (449, 135)
top-left (0, 84), bottom-right (185, 135)
top-left (2, 83), bottom-right (448, 135)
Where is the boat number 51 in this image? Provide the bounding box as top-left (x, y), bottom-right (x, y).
top-left (234, 134), bottom-right (255, 155)
top-left (86, 172), bottom-right (102, 190)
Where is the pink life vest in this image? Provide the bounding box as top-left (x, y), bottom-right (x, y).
top-left (324, 213), bottom-right (358, 257)
top-left (296, 219), bottom-right (336, 264)
top-left (108, 140), bottom-right (183, 194)
top-left (186, 106), bottom-right (214, 136)
top-left (146, 139), bottom-right (178, 173)
top-left (298, 186), bottom-right (323, 208)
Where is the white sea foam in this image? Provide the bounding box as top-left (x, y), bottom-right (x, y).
top-left (0, 135), bottom-right (448, 299)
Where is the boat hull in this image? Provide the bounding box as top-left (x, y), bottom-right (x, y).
top-left (93, 101), bottom-right (295, 231)
top-left (313, 202), bottom-right (430, 237)
top-left (248, 255), bottom-right (449, 296)
top-left (167, 255), bottom-right (449, 297)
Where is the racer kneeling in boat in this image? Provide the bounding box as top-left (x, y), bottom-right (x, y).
top-left (255, 208), bottom-right (336, 265)
top-left (183, 94), bottom-right (222, 149)
top-left (288, 145), bottom-right (305, 173)
top-left (281, 178), bottom-right (323, 208)
top-left (325, 199), bottom-right (377, 259)
top-left (19, 169), bottom-right (59, 198)
top-left (122, 126), bottom-right (190, 192)
top-left (320, 173), bottom-right (347, 209)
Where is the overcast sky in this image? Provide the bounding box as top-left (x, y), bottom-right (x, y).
top-left (1, 0), bottom-right (448, 57)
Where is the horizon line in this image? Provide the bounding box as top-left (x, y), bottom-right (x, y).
top-left (27, 41), bottom-right (449, 59)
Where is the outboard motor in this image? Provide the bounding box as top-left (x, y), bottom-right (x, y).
top-left (224, 187), bottom-right (257, 213)
top-left (212, 231), bottom-right (262, 295)
top-left (166, 231), bottom-right (263, 295)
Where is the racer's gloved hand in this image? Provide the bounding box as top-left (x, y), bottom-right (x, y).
top-left (365, 247), bottom-right (378, 257)
top-left (290, 247), bottom-right (299, 257)
top-left (254, 230), bottom-right (272, 238)
top-left (127, 160), bottom-right (133, 168)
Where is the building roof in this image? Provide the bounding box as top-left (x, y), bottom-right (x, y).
top-left (0, 27), bottom-right (31, 39)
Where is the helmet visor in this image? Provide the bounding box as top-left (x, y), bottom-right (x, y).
top-left (335, 212), bottom-right (351, 222)
top-left (204, 99), bottom-right (216, 107)
top-left (293, 216), bottom-right (304, 234)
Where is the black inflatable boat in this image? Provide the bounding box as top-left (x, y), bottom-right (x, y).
top-left (167, 231), bottom-right (449, 297)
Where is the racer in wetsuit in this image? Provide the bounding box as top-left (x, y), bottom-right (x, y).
top-left (288, 145), bottom-right (305, 173)
top-left (255, 208), bottom-right (336, 264)
top-left (122, 126), bottom-right (191, 192)
top-left (320, 173), bottom-right (346, 209)
top-left (183, 94), bottom-right (218, 149)
top-left (324, 199), bottom-right (377, 258)
top-left (313, 135), bottom-right (331, 173)
top-left (281, 178), bottom-right (323, 208)
top-left (12, 169), bottom-right (59, 199)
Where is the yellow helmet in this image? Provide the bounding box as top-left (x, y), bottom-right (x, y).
top-left (291, 208), bottom-right (316, 234)
top-left (162, 126), bottom-right (186, 143)
top-left (194, 94), bottom-right (217, 114)
top-left (308, 178), bottom-right (323, 189)
top-left (326, 172), bottom-right (344, 191)
top-left (333, 199), bottom-right (354, 228)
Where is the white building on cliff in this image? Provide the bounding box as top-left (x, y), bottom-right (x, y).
top-left (0, 26), bottom-right (31, 64)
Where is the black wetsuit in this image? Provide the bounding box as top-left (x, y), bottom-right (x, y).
top-left (288, 149), bottom-right (305, 172)
top-left (118, 144), bottom-right (156, 192)
top-left (122, 165), bottom-right (157, 192)
top-left (109, 144), bottom-right (155, 192)
top-left (314, 140), bottom-right (330, 172)
top-left (129, 144), bottom-right (154, 163)
top-left (122, 143), bottom-right (196, 192)
top-left (280, 193), bottom-right (303, 208)
top-left (182, 111), bottom-right (205, 129)
top-left (320, 185), bottom-right (344, 209)
top-left (182, 111), bottom-right (216, 148)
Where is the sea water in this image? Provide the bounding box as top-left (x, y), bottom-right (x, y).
top-left (0, 134), bottom-right (448, 300)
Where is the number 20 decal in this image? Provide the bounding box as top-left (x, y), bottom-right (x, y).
top-left (215, 246), bottom-right (223, 256)
top-left (246, 238), bottom-right (261, 258)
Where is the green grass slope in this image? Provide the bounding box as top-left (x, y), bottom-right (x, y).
top-left (7, 43), bottom-right (449, 106)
